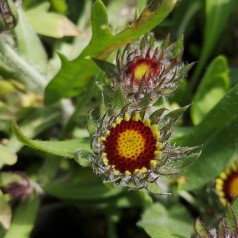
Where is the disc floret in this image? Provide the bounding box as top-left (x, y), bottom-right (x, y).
top-left (89, 105), bottom-right (200, 192)
top-left (113, 34), bottom-right (192, 102)
top-left (99, 113), bottom-right (162, 176)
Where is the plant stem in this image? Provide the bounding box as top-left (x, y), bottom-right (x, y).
top-left (0, 40), bottom-right (48, 92)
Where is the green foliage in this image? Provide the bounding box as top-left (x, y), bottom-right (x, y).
top-left (0, 0), bottom-right (238, 237)
top-left (4, 196), bottom-right (40, 238)
top-left (11, 121), bottom-right (90, 163)
top-left (44, 0), bottom-right (177, 105)
top-left (194, 218), bottom-right (213, 238)
top-left (191, 55), bottom-right (230, 125)
top-left (182, 83), bottom-right (238, 190)
top-left (190, 0), bottom-right (238, 89)
top-left (25, 3), bottom-right (78, 38)
top-left (0, 145), bottom-right (17, 169)
top-left (0, 191), bottom-right (12, 230)
top-left (14, 8), bottom-right (47, 74)
top-left (137, 203), bottom-right (193, 238)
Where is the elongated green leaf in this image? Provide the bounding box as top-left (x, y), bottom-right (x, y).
top-left (25, 3), bottom-right (78, 38)
top-left (204, 0), bottom-right (237, 62)
top-left (191, 56), bottom-right (230, 125)
top-left (4, 196), bottom-right (40, 238)
top-left (190, 0), bottom-right (238, 89)
top-left (14, 8), bottom-right (47, 75)
top-left (217, 219), bottom-right (226, 238)
top-left (0, 191), bottom-right (12, 230)
top-left (226, 203), bottom-right (238, 234)
top-left (183, 83), bottom-right (238, 147)
top-left (44, 170), bottom-right (121, 201)
top-left (8, 108), bottom-right (60, 153)
top-left (181, 79), bottom-right (238, 191)
top-left (11, 121), bottom-right (90, 159)
top-left (182, 115), bottom-right (238, 190)
top-left (44, 0), bottom-right (177, 105)
top-left (230, 68), bottom-right (238, 85)
top-left (194, 219), bottom-right (213, 238)
top-left (137, 203), bottom-right (193, 238)
top-left (232, 199), bottom-right (238, 217)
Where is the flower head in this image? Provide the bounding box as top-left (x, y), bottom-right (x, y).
top-left (99, 113), bottom-right (160, 174)
top-left (215, 161), bottom-right (238, 206)
top-left (113, 34), bottom-right (193, 102)
top-left (89, 105), bottom-right (200, 192)
top-left (1, 172), bottom-right (32, 201)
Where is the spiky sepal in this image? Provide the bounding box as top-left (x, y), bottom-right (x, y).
top-left (94, 34), bottom-right (193, 104)
top-left (88, 101), bottom-right (200, 193)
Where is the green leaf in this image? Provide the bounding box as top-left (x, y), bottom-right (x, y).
top-left (226, 203), bottom-right (238, 234)
top-left (182, 114), bottom-right (238, 190)
top-left (204, 0), bottom-right (237, 61)
top-left (194, 219), bottom-right (213, 238)
top-left (0, 145), bottom-right (17, 169)
top-left (0, 191), bottom-right (12, 230)
top-left (44, 170), bottom-right (121, 201)
top-left (217, 219), bottom-right (226, 238)
top-left (106, 191), bottom-right (153, 209)
top-left (112, 87), bottom-right (127, 110)
top-left (232, 199), bottom-right (238, 217)
top-left (179, 83), bottom-right (238, 191)
top-left (87, 110), bottom-right (98, 137)
top-left (50, 0), bottom-right (68, 14)
top-left (11, 121), bottom-right (90, 159)
top-left (230, 67), bottom-right (238, 85)
top-left (25, 3), bottom-right (79, 38)
top-left (190, 0), bottom-right (238, 89)
top-left (4, 196), bottom-right (40, 238)
top-left (44, 0), bottom-right (177, 105)
top-left (7, 108), bottom-right (60, 153)
top-left (182, 83), bottom-right (238, 147)
top-left (14, 8), bottom-right (47, 75)
top-left (191, 56), bottom-right (230, 125)
top-left (93, 58), bottom-right (118, 78)
top-left (0, 60), bottom-right (14, 77)
top-left (137, 203), bottom-right (193, 238)
top-left (164, 105), bottom-right (189, 123)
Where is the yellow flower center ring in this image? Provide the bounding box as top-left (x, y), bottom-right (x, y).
top-left (125, 58), bottom-right (160, 83)
top-left (216, 162), bottom-right (238, 206)
top-left (100, 113), bottom-right (161, 174)
top-left (134, 63), bottom-right (150, 80)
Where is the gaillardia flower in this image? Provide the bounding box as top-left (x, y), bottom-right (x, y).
top-left (94, 34), bottom-right (193, 103)
top-left (88, 105), bottom-right (200, 192)
top-left (215, 161), bottom-right (238, 206)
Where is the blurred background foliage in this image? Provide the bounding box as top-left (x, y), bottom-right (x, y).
top-left (0, 0), bottom-right (238, 237)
